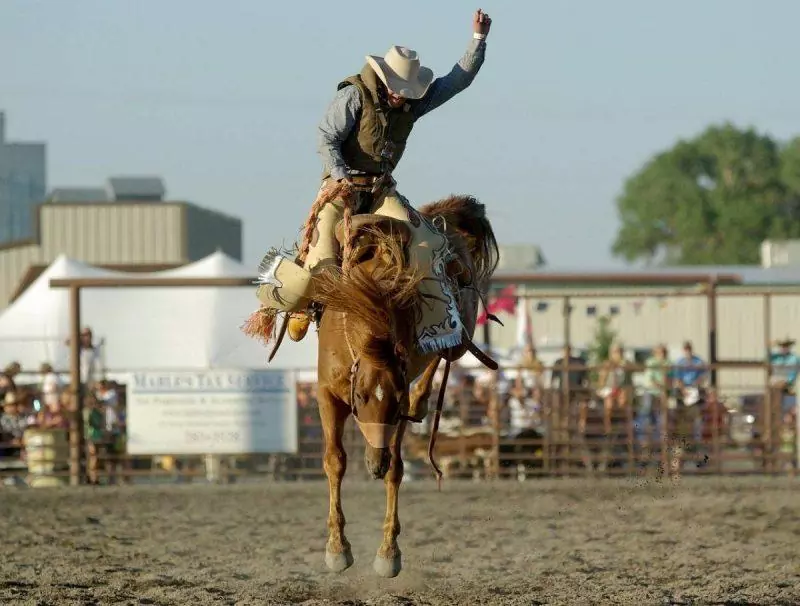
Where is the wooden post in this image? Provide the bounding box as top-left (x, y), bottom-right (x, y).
top-left (763, 293), bottom-right (773, 473)
top-left (561, 296), bottom-right (572, 474)
top-left (68, 285), bottom-right (85, 486)
top-left (707, 277), bottom-right (718, 389)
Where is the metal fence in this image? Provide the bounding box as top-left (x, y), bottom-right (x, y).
top-left (1, 275), bottom-right (797, 486)
top-left (1, 361), bottom-right (796, 487)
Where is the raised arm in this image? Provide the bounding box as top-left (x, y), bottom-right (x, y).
top-left (317, 85), bottom-right (363, 182)
top-left (413, 9), bottom-right (491, 119)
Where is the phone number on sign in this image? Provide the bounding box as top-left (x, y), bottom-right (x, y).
top-left (184, 430), bottom-right (241, 443)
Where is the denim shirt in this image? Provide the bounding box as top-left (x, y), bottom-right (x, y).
top-left (317, 37), bottom-right (487, 181)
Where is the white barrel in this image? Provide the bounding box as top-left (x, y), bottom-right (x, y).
top-left (23, 428), bottom-right (70, 487)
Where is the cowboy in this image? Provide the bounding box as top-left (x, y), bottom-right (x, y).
top-left (283, 9), bottom-right (492, 342)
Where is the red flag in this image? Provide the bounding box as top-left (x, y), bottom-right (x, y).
top-left (477, 285), bottom-right (517, 325)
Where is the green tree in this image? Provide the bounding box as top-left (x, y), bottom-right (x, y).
top-left (587, 314), bottom-right (618, 382)
top-left (612, 123), bottom-right (799, 265)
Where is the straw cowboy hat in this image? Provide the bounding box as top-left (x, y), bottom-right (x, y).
top-left (366, 46), bottom-right (434, 99)
top-left (3, 391), bottom-right (18, 406)
top-left (777, 337), bottom-right (796, 347)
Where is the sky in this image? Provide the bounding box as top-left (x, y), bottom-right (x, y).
top-left (2, 0), bottom-right (799, 271)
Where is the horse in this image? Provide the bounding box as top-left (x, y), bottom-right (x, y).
top-left (306, 190), bottom-right (499, 578)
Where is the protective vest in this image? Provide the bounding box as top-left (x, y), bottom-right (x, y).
top-left (322, 64), bottom-right (418, 179)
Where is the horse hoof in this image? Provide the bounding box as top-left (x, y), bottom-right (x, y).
top-left (325, 548), bottom-right (354, 573)
top-left (373, 553), bottom-right (402, 578)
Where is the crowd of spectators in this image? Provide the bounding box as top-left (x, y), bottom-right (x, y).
top-left (0, 326), bottom-right (128, 486)
top-left (1, 331), bottom-right (797, 484)
top-left (415, 339), bottom-right (797, 473)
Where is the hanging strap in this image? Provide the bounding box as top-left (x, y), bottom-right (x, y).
top-left (427, 356), bottom-right (451, 492)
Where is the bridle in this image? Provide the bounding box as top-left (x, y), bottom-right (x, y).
top-left (342, 314), bottom-right (411, 423)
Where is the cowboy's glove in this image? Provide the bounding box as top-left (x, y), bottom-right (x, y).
top-left (473, 9), bottom-right (491, 38)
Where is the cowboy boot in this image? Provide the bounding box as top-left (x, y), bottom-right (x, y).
top-left (287, 312), bottom-right (310, 342)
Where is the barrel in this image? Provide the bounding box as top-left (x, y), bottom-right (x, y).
top-left (23, 428), bottom-right (70, 487)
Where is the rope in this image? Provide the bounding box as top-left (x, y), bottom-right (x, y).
top-left (297, 181), bottom-right (357, 275)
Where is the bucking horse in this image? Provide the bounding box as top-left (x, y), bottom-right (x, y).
top-left (242, 181), bottom-right (499, 578)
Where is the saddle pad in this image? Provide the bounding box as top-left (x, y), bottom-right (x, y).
top-left (373, 193), bottom-right (464, 354)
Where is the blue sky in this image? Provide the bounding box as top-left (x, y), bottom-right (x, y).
top-left (2, 0), bottom-right (799, 270)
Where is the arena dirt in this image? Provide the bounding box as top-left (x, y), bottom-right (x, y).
top-left (1, 476), bottom-right (798, 605)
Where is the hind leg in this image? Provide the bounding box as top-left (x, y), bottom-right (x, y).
top-left (319, 389), bottom-right (354, 572)
top-left (374, 420), bottom-right (407, 578)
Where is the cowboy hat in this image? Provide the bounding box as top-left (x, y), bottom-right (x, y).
top-left (777, 337), bottom-right (796, 347)
top-left (366, 46), bottom-right (434, 100)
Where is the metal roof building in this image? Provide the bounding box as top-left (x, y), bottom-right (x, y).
top-left (0, 179), bottom-right (242, 310)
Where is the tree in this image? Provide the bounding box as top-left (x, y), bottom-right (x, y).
top-left (587, 314), bottom-right (618, 382)
top-left (612, 123), bottom-right (800, 265)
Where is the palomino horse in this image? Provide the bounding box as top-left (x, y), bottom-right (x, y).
top-left (307, 192), bottom-right (499, 578)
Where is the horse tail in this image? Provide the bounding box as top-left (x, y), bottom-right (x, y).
top-left (418, 195), bottom-right (500, 291)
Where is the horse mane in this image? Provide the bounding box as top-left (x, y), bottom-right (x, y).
top-left (418, 194), bottom-right (499, 291)
top-left (312, 226), bottom-right (425, 368)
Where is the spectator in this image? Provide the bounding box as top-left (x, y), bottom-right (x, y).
top-left (673, 340), bottom-right (706, 443)
top-left (4, 362), bottom-right (21, 380)
top-left (596, 343), bottom-right (633, 435)
top-left (549, 346), bottom-right (589, 394)
top-left (80, 327), bottom-right (100, 388)
top-left (516, 344), bottom-right (544, 391)
top-left (0, 372), bottom-right (16, 403)
top-left (1, 390), bottom-right (27, 460)
top-left (638, 344), bottom-right (670, 446)
top-left (38, 392), bottom-right (69, 430)
top-left (767, 337), bottom-right (799, 415)
top-left (83, 393), bottom-right (106, 485)
top-left (65, 327), bottom-right (100, 388)
top-left (39, 362), bottom-right (62, 410)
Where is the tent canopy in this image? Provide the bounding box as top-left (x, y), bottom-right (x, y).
top-left (0, 252), bottom-right (318, 376)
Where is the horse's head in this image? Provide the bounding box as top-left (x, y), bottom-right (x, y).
top-left (314, 220), bottom-right (422, 478)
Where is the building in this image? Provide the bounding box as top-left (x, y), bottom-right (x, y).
top-left (483, 263), bottom-right (800, 399)
top-left (497, 244), bottom-right (546, 271)
top-left (0, 176), bottom-right (243, 310)
top-left (0, 112), bottom-right (47, 244)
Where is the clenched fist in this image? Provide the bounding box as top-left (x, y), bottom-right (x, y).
top-left (474, 9), bottom-right (492, 37)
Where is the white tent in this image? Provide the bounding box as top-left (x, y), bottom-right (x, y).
top-left (0, 252), bottom-right (318, 377)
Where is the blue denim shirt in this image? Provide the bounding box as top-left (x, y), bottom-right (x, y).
top-left (318, 37), bottom-right (487, 181)
top-left (673, 355), bottom-right (706, 386)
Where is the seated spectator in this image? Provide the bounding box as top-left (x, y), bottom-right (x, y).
top-left (672, 340), bottom-right (706, 443)
top-left (38, 393), bottom-right (70, 430)
top-left (0, 391), bottom-right (27, 460)
top-left (596, 343), bottom-right (632, 435)
top-left (767, 337), bottom-right (799, 415)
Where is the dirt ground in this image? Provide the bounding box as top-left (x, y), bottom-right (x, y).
top-left (1, 475), bottom-right (798, 606)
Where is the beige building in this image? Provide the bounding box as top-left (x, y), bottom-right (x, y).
top-left (485, 269), bottom-right (800, 399)
top-left (0, 177), bottom-right (242, 310)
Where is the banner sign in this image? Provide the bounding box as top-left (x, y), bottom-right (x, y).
top-left (126, 369), bottom-right (298, 455)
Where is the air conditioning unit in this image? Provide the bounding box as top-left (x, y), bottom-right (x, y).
top-left (761, 239), bottom-right (800, 268)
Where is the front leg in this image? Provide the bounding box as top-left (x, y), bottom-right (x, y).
top-left (318, 389), bottom-right (354, 573)
top-left (407, 357), bottom-right (440, 422)
top-left (374, 420), bottom-right (407, 578)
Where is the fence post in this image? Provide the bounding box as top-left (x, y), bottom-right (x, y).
top-left (68, 285), bottom-right (85, 486)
